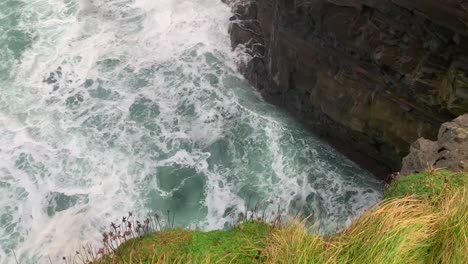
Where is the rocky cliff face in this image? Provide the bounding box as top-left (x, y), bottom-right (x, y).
top-left (401, 114), bottom-right (468, 177)
top-left (228, 0), bottom-right (468, 174)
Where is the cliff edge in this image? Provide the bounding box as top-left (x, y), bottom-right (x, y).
top-left (401, 114), bottom-right (468, 177)
top-left (228, 0), bottom-right (468, 173)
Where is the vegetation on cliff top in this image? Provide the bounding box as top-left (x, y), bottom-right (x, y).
top-left (89, 170), bottom-right (467, 264)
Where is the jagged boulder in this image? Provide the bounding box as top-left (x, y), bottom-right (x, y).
top-left (401, 115), bottom-right (468, 176)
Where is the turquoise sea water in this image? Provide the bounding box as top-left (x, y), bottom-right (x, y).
top-left (0, 0), bottom-right (383, 263)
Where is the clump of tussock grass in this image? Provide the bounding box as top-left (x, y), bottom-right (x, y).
top-left (261, 220), bottom-right (326, 264)
top-left (329, 197), bottom-right (436, 264)
top-left (426, 188), bottom-right (468, 264)
top-left (259, 170), bottom-right (467, 264)
top-left (262, 197), bottom-right (437, 264)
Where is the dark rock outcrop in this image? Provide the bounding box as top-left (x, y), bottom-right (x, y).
top-left (227, 0), bottom-right (468, 175)
top-left (401, 114), bottom-right (468, 176)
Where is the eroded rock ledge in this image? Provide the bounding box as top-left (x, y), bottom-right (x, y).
top-left (227, 0), bottom-right (468, 175)
top-left (401, 114), bottom-right (468, 177)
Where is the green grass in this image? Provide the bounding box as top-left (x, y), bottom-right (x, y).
top-left (92, 171), bottom-right (467, 264)
top-left (95, 222), bottom-right (271, 264)
top-left (385, 170), bottom-right (467, 201)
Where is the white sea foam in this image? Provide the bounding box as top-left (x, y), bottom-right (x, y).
top-left (0, 0), bottom-right (383, 263)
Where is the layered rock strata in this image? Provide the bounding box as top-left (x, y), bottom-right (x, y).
top-left (227, 0), bottom-right (468, 174)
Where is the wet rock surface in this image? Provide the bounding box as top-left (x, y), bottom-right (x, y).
top-left (227, 0), bottom-right (468, 175)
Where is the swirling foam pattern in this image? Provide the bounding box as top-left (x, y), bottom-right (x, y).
top-left (0, 0), bottom-right (383, 263)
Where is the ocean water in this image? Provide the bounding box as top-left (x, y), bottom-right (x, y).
top-left (0, 0), bottom-right (383, 263)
